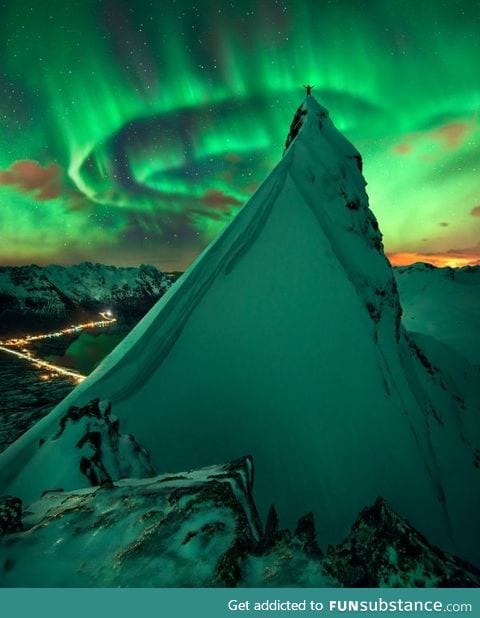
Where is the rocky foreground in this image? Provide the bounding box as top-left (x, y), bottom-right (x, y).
top-left (1, 399), bottom-right (478, 587)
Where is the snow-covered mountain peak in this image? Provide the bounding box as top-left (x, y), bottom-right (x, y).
top-left (284, 95), bottom-right (360, 163)
top-left (283, 95), bottom-right (402, 343)
top-left (1, 97), bottom-right (479, 569)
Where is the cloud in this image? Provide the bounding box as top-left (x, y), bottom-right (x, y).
top-left (470, 205), bottom-right (480, 217)
top-left (392, 118), bottom-right (476, 157)
top-left (0, 160), bottom-right (62, 201)
top-left (66, 191), bottom-right (95, 212)
top-left (242, 181), bottom-right (259, 193)
top-left (123, 209), bottom-right (204, 250)
top-left (199, 189), bottom-right (242, 210)
top-left (392, 143), bottom-right (412, 155)
top-left (388, 246), bottom-right (480, 268)
top-left (434, 121), bottom-right (473, 150)
top-left (224, 153), bottom-right (243, 164)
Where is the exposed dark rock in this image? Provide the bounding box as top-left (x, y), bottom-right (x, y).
top-left (284, 105), bottom-right (307, 152)
top-left (0, 496), bottom-right (22, 534)
top-left (294, 512), bottom-right (320, 555)
top-left (47, 398), bottom-right (156, 489)
top-left (0, 459), bottom-right (479, 587)
top-left (55, 398), bottom-right (105, 439)
top-left (346, 198), bottom-right (360, 210)
top-left (366, 302), bottom-right (382, 323)
top-left (322, 498), bottom-right (480, 587)
top-left (409, 339), bottom-right (438, 375)
top-left (255, 504), bottom-right (281, 553)
top-left (350, 153), bottom-right (363, 172)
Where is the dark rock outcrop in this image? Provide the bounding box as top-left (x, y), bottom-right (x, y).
top-left (323, 498), bottom-right (480, 587)
top-left (0, 496), bottom-right (22, 535)
top-left (1, 458), bottom-right (478, 587)
top-left (0, 457), bottom-right (261, 587)
top-left (38, 398), bottom-right (156, 493)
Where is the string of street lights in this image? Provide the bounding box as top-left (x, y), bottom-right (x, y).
top-left (0, 311), bottom-right (116, 382)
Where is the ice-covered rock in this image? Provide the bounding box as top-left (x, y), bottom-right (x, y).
top-left (0, 457), bottom-right (262, 587)
top-left (0, 496), bottom-right (22, 535)
top-left (322, 498), bottom-right (480, 587)
top-left (5, 398), bottom-right (155, 498)
top-left (1, 458), bottom-right (479, 588)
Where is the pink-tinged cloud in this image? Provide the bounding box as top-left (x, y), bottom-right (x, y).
top-left (434, 121), bottom-right (472, 150)
top-left (392, 143), bottom-right (412, 155)
top-left (471, 206), bottom-right (480, 217)
top-left (224, 152), bottom-right (243, 164)
top-left (218, 170), bottom-right (235, 183)
top-left (0, 160), bottom-right (62, 201)
top-left (243, 182), bottom-right (259, 194)
top-left (200, 189), bottom-right (242, 210)
top-left (392, 118), bottom-right (476, 157)
top-left (388, 249), bottom-right (480, 268)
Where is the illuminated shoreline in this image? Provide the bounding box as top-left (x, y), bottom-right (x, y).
top-left (0, 311), bottom-right (117, 383)
top-left (0, 345), bottom-right (85, 382)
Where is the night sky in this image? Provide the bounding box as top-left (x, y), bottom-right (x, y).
top-left (0, 0), bottom-right (479, 271)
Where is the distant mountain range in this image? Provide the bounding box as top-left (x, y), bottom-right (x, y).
top-left (1, 261), bottom-right (478, 366)
top-left (0, 262), bottom-right (179, 335)
top-left (395, 262), bottom-right (480, 365)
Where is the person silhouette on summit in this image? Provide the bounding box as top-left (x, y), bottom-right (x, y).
top-left (303, 84), bottom-right (314, 96)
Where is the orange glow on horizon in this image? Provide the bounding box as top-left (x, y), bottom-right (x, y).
top-left (388, 252), bottom-right (480, 268)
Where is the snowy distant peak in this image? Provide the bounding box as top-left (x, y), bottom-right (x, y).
top-left (0, 262), bottom-right (171, 334)
top-left (394, 263), bottom-right (480, 364)
top-left (396, 262), bottom-right (480, 278)
top-left (396, 262), bottom-right (436, 273)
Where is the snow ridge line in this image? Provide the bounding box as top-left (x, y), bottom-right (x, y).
top-left (74, 160), bottom-right (291, 403)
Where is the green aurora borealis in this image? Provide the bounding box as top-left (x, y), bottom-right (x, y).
top-left (0, 0), bottom-right (479, 269)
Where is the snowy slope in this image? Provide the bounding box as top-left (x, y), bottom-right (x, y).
top-left (395, 263), bottom-right (480, 365)
top-left (1, 96), bottom-right (479, 567)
